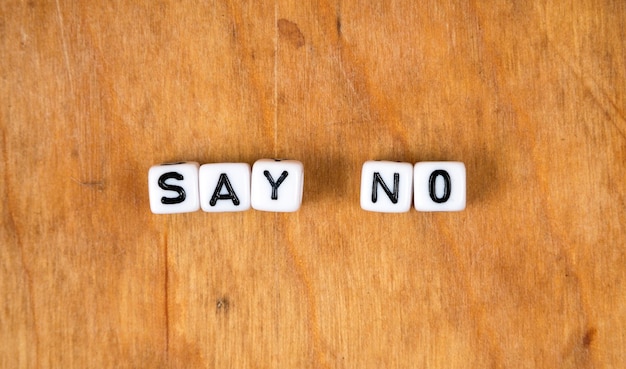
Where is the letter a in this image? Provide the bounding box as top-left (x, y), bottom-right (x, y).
top-left (210, 173), bottom-right (240, 206)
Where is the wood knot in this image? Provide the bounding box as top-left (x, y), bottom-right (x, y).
top-left (216, 297), bottom-right (230, 313)
top-left (277, 19), bottom-right (305, 48)
top-left (582, 327), bottom-right (597, 347)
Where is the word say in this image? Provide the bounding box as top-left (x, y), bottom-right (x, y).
top-left (148, 159), bottom-right (304, 214)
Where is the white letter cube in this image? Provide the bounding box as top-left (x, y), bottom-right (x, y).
top-left (199, 163), bottom-right (251, 212)
top-left (251, 159), bottom-right (304, 212)
top-left (148, 162), bottom-right (200, 214)
top-left (360, 161), bottom-right (413, 213)
top-left (414, 161), bottom-right (466, 212)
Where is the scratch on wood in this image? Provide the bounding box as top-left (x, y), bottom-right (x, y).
top-left (55, 0), bottom-right (74, 93)
top-left (282, 240), bottom-right (329, 368)
top-left (164, 230), bottom-right (169, 357)
top-left (336, 12), bottom-right (341, 36)
top-left (71, 177), bottom-right (105, 190)
top-left (2, 130), bottom-right (40, 364)
top-left (546, 37), bottom-right (626, 142)
top-left (274, 0), bottom-right (278, 157)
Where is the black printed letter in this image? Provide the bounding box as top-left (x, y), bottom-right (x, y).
top-left (428, 170), bottom-right (451, 203)
top-left (372, 172), bottom-right (399, 204)
top-left (158, 172), bottom-right (186, 204)
top-left (209, 173), bottom-right (240, 206)
top-left (263, 170), bottom-right (289, 200)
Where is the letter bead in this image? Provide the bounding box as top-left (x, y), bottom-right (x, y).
top-left (148, 162), bottom-right (200, 214)
top-left (413, 161), bottom-right (466, 212)
top-left (360, 160), bottom-right (413, 213)
top-left (199, 163), bottom-right (251, 212)
top-left (251, 159), bottom-right (304, 212)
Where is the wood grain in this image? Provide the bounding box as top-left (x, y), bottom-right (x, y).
top-left (2, 1), bottom-right (625, 368)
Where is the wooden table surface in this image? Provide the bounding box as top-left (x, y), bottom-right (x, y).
top-left (2, 1), bottom-right (625, 368)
